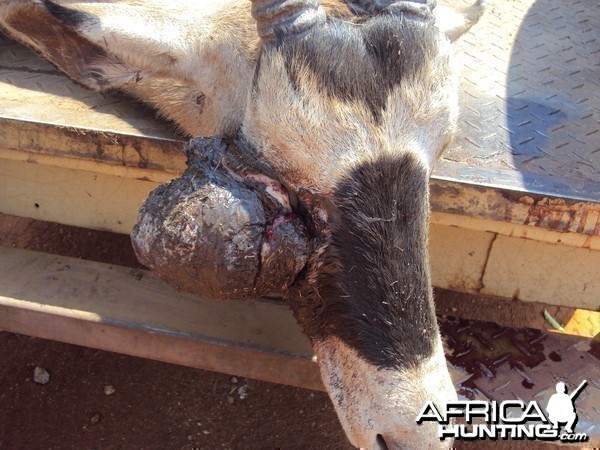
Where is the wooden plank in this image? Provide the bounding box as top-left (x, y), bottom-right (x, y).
top-left (0, 158), bottom-right (158, 234)
top-left (429, 223), bottom-right (495, 293)
top-left (0, 246), bottom-right (323, 391)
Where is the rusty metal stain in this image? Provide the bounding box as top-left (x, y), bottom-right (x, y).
top-left (431, 178), bottom-right (600, 236)
top-left (522, 197), bottom-right (600, 235)
top-left (0, 117), bottom-right (186, 174)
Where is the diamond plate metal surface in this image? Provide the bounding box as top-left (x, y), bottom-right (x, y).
top-left (442, 316), bottom-right (600, 442)
top-left (437, 0), bottom-right (600, 202)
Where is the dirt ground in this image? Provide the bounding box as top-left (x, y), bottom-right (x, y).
top-left (0, 213), bottom-right (581, 449)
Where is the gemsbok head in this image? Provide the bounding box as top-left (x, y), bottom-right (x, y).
top-left (242, 1), bottom-right (463, 447)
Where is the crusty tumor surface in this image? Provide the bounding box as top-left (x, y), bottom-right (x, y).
top-left (131, 137), bottom-right (309, 300)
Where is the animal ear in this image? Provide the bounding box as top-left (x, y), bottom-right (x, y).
top-left (0, 1), bottom-right (137, 90)
top-left (433, 0), bottom-right (485, 42)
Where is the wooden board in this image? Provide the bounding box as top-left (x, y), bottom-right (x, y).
top-left (0, 246), bottom-right (323, 391)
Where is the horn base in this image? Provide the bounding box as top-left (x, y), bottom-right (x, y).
top-left (251, 0), bottom-right (326, 41)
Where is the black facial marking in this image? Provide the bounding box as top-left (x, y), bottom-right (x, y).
top-left (315, 153), bottom-right (438, 369)
top-left (43, 0), bottom-right (89, 28)
top-left (280, 14), bottom-right (439, 121)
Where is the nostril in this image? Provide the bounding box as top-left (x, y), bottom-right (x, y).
top-left (376, 434), bottom-right (389, 450)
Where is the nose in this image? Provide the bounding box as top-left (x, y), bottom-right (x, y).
top-left (376, 434), bottom-right (389, 450)
top-left (314, 336), bottom-right (456, 450)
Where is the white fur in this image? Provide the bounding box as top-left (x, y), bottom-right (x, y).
top-left (314, 336), bottom-right (456, 449)
top-left (242, 31), bottom-right (458, 194)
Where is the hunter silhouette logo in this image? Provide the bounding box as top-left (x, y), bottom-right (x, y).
top-left (546, 380), bottom-right (587, 434)
top-left (416, 380), bottom-right (589, 442)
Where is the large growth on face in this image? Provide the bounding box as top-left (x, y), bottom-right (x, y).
top-left (131, 137), bottom-right (310, 300)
